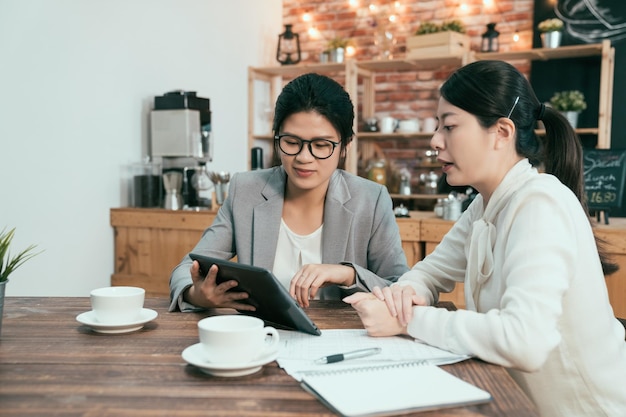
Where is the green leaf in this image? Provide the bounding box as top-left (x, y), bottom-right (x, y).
top-left (0, 227), bottom-right (42, 282)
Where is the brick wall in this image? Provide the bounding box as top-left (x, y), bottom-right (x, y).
top-left (280, 0), bottom-right (535, 195)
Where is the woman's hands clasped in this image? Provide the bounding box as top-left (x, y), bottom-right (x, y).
top-left (183, 261), bottom-right (256, 311)
top-left (343, 284), bottom-right (427, 337)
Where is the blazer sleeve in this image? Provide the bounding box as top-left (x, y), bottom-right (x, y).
top-left (344, 185), bottom-right (409, 293)
top-left (167, 174), bottom-right (240, 312)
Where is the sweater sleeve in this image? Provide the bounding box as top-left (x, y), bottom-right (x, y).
top-left (405, 188), bottom-right (577, 372)
top-left (395, 197), bottom-right (478, 304)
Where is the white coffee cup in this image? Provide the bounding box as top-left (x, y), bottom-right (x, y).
top-left (90, 286), bottom-right (145, 324)
top-left (397, 118), bottom-right (420, 133)
top-left (422, 117), bottom-right (437, 133)
top-left (198, 315), bottom-right (280, 364)
top-left (380, 116), bottom-right (399, 134)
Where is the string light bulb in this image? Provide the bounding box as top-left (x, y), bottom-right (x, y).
top-left (513, 30), bottom-right (520, 43)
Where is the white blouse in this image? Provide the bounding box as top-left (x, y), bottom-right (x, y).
top-left (272, 219), bottom-right (323, 292)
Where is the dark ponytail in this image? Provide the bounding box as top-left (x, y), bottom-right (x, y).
top-left (539, 106), bottom-right (585, 203)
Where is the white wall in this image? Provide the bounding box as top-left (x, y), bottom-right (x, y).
top-left (0, 0), bottom-right (282, 296)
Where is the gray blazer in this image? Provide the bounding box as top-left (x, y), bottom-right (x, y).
top-left (169, 166), bottom-right (409, 311)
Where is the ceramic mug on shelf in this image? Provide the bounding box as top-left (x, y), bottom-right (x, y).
top-left (380, 117), bottom-right (399, 134)
top-left (198, 315), bottom-right (280, 364)
top-left (397, 118), bottom-right (420, 133)
top-left (422, 117), bottom-right (437, 133)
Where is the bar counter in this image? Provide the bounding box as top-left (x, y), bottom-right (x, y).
top-left (1, 297), bottom-right (539, 417)
top-left (111, 208), bottom-right (626, 316)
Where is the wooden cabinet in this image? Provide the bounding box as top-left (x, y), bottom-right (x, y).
top-left (248, 41), bottom-right (615, 176)
top-left (110, 208), bottom-right (626, 318)
top-left (110, 208), bottom-right (216, 296)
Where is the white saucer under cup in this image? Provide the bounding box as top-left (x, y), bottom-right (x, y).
top-left (76, 308), bottom-right (158, 334)
top-left (181, 343), bottom-right (278, 377)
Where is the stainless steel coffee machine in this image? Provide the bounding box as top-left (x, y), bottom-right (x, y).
top-left (149, 91), bottom-right (213, 209)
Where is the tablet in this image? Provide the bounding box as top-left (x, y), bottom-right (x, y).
top-left (189, 253), bottom-right (321, 336)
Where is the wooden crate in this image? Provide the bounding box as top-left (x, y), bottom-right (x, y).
top-left (406, 31), bottom-right (470, 58)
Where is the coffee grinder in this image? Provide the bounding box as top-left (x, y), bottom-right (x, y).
top-left (149, 90), bottom-right (213, 209)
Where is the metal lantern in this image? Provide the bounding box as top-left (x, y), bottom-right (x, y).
top-left (481, 23), bottom-right (500, 52)
top-left (276, 24), bottom-right (301, 65)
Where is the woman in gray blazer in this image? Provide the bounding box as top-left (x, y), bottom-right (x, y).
top-left (169, 73), bottom-right (408, 312)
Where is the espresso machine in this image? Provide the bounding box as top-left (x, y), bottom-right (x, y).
top-left (149, 90), bottom-right (213, 209)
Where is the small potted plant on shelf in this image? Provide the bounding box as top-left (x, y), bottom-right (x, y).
top-left (0, 227), bottom-right (41, 336)
top-left (549, 89), bottom-right (587, 128)
top-left (538, 18), bottom-right (564, 49)
top-left (324, 37), bottom-right (352, 63)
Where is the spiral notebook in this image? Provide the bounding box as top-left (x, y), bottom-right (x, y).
top-left (300, 362), bottom-right (492, 417)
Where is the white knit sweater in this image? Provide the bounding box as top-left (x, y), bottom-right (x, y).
top-left (398, 159), bottom-right (626, 417)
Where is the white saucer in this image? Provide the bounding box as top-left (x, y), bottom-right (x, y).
top-left (76, 308), bottom-right (158, 334)
top-left (396, 129), bottom-right (420, 134)
top-left (181, 343), bottom-right (278, 377)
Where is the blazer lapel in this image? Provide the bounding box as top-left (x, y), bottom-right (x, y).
top-left (252, 169), bottom-right (285, 270)
top-left (322, 172), bottom-right (354, 264)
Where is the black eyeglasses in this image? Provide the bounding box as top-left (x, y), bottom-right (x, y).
top-left (274, 134), bottom-right (340, 160)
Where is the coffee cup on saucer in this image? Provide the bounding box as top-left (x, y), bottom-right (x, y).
top-left (198, 315), bottom-right (280, 364)
top-left (90, 286), bottom-right (145, 324)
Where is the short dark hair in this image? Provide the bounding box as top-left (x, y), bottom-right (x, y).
top-left (272, 73), bottom-right (354, 168)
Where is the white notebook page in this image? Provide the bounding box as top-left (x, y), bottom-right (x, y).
top-left (301, 362), bottom-right (492, 417)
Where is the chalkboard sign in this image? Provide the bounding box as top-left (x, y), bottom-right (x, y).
top-left (583, 149), bottom-right (626, 212)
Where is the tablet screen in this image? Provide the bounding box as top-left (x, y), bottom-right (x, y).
top-left (189, 253), bottom-right (321, 336)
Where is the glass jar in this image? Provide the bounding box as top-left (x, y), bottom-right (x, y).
top-left (367, 159), bottom-right (387, 186)
top-left (129, 158), bottom-right (162, 208)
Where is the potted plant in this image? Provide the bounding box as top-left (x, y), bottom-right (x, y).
top-left (414, 20), bottom-right (465, 35)
top-left (549, 90), bottom-right (587, 128)
top-left (538, 18), bottom-right (564, 48)
top-left (1, 227), bottom-right (40, 336)
top-left (324, 37), bottom-right (352, 63)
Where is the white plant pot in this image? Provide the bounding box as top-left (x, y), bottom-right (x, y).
top-left (329, 48), bottom-right (345, 63)
top-left (541, 31), bottom-right (562, 49)
top-left (560, 111), bottom-right (579, 128)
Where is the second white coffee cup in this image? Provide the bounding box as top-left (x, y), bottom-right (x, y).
top-left (198, 315), bottom-right (280, 364)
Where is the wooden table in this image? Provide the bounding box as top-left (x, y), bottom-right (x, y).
top-left (0, 297), bottom-right (539, 417)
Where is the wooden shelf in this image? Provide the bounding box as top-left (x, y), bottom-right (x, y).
top-left (534, 127), bottom-right (599, 136)
top-left (390, 193), bottom-right (448, 200)
top-left (357, 54), bottom-right (468, 71)
top-left (249, 41), bottom-right (614, 172)
top-left (474, 43), bottom-right (605, 61)
top-left (250, 62), bottom-right (346, 77)
top-left (358, 131), bottom-right (435, 140)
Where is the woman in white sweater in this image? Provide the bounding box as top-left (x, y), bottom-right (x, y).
top-left (345, 60), bottom-right (626, 416)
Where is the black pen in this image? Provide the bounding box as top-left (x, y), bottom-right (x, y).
top-left (315, 347), bottom-right (382, 364)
